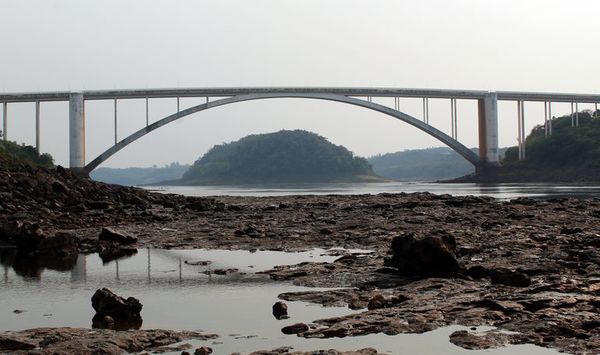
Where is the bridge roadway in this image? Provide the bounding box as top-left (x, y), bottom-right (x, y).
top-left (2, 87), bottom-right (600, 103)
top-left (1, 87), bottom-right (599, 175)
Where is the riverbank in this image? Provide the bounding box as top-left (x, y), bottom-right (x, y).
top-left (1, 159), bottom-right (599, 354)
top-left (451, 165), bottom-right (600, 184)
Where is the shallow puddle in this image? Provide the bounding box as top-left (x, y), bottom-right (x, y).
top-left (0, 248), bottom-right (562, 354)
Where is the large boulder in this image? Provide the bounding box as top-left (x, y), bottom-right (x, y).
top-left (390, 233), bottom-right (460, 278)
top-left (38, 232), bottom-right (78, 257)
top-left (98, 227), bottom-right (137, 245)
top-left (272, 301), bottom-right (289, 320)
top-left (91, 288), bottom-right (143, 330)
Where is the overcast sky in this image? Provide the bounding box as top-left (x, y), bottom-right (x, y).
top-left (1, 0), bottom-right (600, 168)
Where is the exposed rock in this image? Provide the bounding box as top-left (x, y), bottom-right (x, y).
top-left (98, 227), bottom-right (138, 245)
top-left (1, 221), bottom-right (48, 252)
top-left (281, 323), bottom-right (309, 334)
top-left (185, 260), bottom-right (212, 266)
top-left (488, 268), bottom-right (531, 287)
top-left (211, 268), bottom-right (239, 275)
top-left (194, 346), bottom-right (213, 355)
top-left (0, 336), bottom-right (36, 351)
top-left (367, 294), bottom-right (408, 310)
top-left (272, 301), bottom-right (289, 320)
top-left (390, 233), bottom-right (460, 278)
top-left (91, 288), bottom-right (143, 330)
top-left (0, 328), bottom-right (218, 354)
top-left (38, 232), bottom-right (78, 257)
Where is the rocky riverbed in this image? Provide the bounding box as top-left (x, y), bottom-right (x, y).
top-left (1, 158), bottom-right (600, 354)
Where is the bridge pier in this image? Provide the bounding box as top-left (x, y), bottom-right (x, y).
top-left (69, 93), bottom-right (85, 173)
top-left (477, 92), bottom-right (500, 170)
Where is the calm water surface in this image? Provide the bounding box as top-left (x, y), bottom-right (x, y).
top-left (0, 248), bottom-right (561, 354)
top-left (144, 182), bottom-right (600, 200)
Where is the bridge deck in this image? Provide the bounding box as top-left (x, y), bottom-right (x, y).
top-left (0, 87), bottom-right (599, 103)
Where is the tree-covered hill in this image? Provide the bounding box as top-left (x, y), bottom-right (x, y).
top-left (368, 147), bottom-right (476, 181)
top-left (179, 130), bottom-right (379, 185)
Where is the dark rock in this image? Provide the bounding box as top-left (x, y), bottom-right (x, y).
top-left (449, 330), bottom-right (505, 350)
top-left (281, 323), bottom-right (309, 335)
top-left (194, 346), bottom-right (213, 355)
top-left (184, 260), bottom-right (212, 266)
top-left (98, 227), bottom-right (138, 245)
top-left (466, 265), bottom-right (488, 279)
top-left (38, 232), bottom-right (78, 257)
top-left (100, 316), bottom-right (115, 330)
top-left (272, 301), bottom-right (289, 320)
top-left (51, 180), bottom-right (69, 194)
top-left (0, 336), bottom-right (36, 351)
top-left (561, 226), bottom-right (583, 235)
top-left (390, 233), bottom-right (460, 278)
top-left (1, 221), bottom-right (48, 252)
top-left (367, 294), bottom-right (409, 310)
top-left (91, 288), bottom-right (143, 330)
top-left (488, 268), bottom-right (531, 287)
top-left (212, 268), bottom-right (238, 275)
top-left (87, 200), bottom-right (113, 210)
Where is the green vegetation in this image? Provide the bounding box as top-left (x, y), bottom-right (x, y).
top-left (91, 163), bottom-right (190, 186)
top-left (504, 110), bottom-right (600, 168)
top-left (0, 138), bottom-right (54, 168)
top-left (368, 147), bottom-right (475, 181)
top-left (476, 109), bottom-right (600, 182)
top-left (179, 130), bottom-right (378, 185)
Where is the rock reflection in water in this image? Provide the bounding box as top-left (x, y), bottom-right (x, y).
top-left (0, 248), bottom-right (78, 279)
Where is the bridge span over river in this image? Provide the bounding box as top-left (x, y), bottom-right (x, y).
top-left (1, 87), bottom-right (599, 175)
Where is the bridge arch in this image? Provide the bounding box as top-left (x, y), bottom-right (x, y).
top-left (84, 93), bottom-right (480, 173)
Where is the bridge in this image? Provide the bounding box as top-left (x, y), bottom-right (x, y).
top-left (1, 87), bottom-right (599, 176)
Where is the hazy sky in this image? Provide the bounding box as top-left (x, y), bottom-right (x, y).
top-left (1, 0), bottom-right (600, 168)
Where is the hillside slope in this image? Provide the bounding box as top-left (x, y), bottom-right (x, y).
top-left (179, 130), bottom-right (379, 185)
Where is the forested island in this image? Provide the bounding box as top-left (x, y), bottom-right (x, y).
top-left (462, 109), bottom-right (600, 182)
top-left (177, 130), bottom-right (380, 185)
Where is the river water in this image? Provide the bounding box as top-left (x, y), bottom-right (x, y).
top-left (0, 248), bottom-right (561, 354)
top-left (144, 181), bottom-right (600, 199)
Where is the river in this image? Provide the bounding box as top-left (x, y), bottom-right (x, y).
top-left (144, 181), bottom-right (600, 199)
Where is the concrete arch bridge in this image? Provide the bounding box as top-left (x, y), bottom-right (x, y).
top-left (1, 88), bottom-right (599, 175)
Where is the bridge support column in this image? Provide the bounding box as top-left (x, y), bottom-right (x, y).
top-left (2, 102), bottom-right (7, 141)
top-left (477, 92), bottom-right (500, 173)
top-left (69, 93), bottom-right (85, 172)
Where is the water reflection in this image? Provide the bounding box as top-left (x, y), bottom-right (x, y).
top-left (0, 248), bottom-right (346, 285)
top-left (0, 248), bottom-right (78, 280)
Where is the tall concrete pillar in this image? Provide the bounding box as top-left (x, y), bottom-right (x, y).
top-left (2, 102), bottom-right (7, 141)
top-left (477, 92), bottom-right (500, 166)
top-left (69, 93), bottom-right (85, 169)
